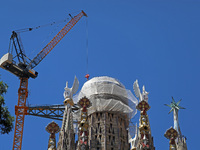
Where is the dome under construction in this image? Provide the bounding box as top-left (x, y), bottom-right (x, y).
top-left (76, 76), bottom-right (138, 119)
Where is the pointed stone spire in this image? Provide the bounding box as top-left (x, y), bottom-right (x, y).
top-left (134, 124), bottom-right (139, 147)
top-left (165, 97), bottom-right (185, 138)
top-left (135, 100), bottom-right (155, 150)
top-left (164, 127), bottom-right (178, 150)
top-left (165, 97), bottom-right (187, 150)
top-left (77, 97), bottom-right (91, 150)
top-left (130, 124), bottom-right (139, 150)
top-left (133, 80), bottom-right (155, 150)
top-left (57, 78), bottom-right (79, 150)
top-left (57, 100), bottom-right (76, 150)
top-left (45, 121), bottom-right (60, 150)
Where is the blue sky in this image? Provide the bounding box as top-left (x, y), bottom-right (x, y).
top-left (0, 0), bottom-right (199, 149)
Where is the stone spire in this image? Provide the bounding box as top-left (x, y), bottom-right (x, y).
top-left (165, 97), bottom-right (185, 138)
top-left (57, 77), bottom-right (79, 150)
top-left (164, 127), bottom-right (178, 150)
top-left (77, 97), bottom-right (91, 150)
top-left (135, 100), bottom-right (155, 150)
top-left (165, 97), bottom-right (187, 150)
top-left (132, 80), bottom-right (155, 150)
top-left (130, 123), bottom-right (139, 150)
top-left (57, 103), bottom-right (75, 150)
top-left (46, 121), bottom-right (60, 150)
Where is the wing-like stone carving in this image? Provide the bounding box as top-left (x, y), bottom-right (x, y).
top-left (133, 80), bottom-right (149, 102)
top-left (63, 76), bottom-right (79, 106)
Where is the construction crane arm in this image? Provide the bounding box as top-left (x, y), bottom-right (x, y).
top-left (27, 10), bottom-right (87, 69)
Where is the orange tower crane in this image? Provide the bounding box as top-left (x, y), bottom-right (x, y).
top-left (0, 10), bottom-right (87, 150)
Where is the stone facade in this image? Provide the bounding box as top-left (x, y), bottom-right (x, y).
top-left (176, 137), bottom-right (187, 150)
top-left (88, 112), bottom-right (130, 150)
top-left (134, 100), bottom-right (155, 150)
top-left (57, 106), bottom-right (75, 150)
top-left (54, 77), bottom-right (188, 150)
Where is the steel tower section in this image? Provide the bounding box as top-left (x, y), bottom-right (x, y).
top-left (27, 104), bottom-right (79, 121)
top-left (13, 78), bottom-right (28, 150)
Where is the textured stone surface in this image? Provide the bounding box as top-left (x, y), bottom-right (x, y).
top-left (88, 112), bottom-right (130, 150)
top-left (57, 106), bottom-right (75, 150)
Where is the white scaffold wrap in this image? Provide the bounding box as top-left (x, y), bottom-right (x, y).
top-left (73, 76), bottom-right (138, 121)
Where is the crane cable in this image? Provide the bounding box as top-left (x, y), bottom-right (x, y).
top-left (14, 18), bottom-right (70, 33)
top-left (14, 11), bottom-right (81, 33)
top-left (27, 20), bottom-right (66, 59)
top-left (85, 17), bottom-right (90, 80)
top-left (86, 17), bottom-right (89, 74)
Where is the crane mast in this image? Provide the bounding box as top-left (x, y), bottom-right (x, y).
top-left (13, 78), bottom-right (28, 150)
top-left (0, 10), bottom-right (87, 150)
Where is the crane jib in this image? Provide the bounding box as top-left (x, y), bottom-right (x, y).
top-left (27, 10), bottom-right (87, 70)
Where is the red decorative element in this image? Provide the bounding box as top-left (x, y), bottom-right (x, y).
top-left (142, 143), bottom-right (149, 148)
top-left (142, 109), bottom-right (146, 115)
top-left (164, 127), bottom-right (178, 139)
top-left (80, 140), bottom-right (88, 145)
top-left (78, 97), bottom-right (91, 108)
top-left (78, 97), bottom-right (91, 148)
top-left (170, 137), bottom-right (176, 145)
top-left (46, 121), bottom-right (60, 139)
top-left (136, 100), bottom-right (150, 112)
top-left (82, 106), bottom-right (87, 112)
top-left (85, 74), bottom-right (90, 80)
top-left (141, 134), bottom-right (149, 139)
top-left (80, 140), bottom-right (83, 144)
top-left (84, 141), bottom-right (87, 145)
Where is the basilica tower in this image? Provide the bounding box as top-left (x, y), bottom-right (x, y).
top-left (77, 76), bottom-right (138, 150)
top-left (130, 80), bottom-right (155, 150)
top-left (164, 98), bottom-right (187, 150)
top-left (57, 76), bottom-right (138, 150)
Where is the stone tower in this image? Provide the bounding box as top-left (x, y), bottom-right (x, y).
top-left (46, 121), bottom-right (60, 150)
top-left (57, 104), bottom-right (76, 150)
top-left (76, 76), bottom-right (138, 150)
top-left (54, 77), bottom-right (188, 150)
top-left (88, 112), bottom-right (130, 150)
top-left (164, 98), bottom-right (187, 150)
top-left (130, 80), bottom-right (155, 150)
top-left (57, 76), bottom-right (79, 150)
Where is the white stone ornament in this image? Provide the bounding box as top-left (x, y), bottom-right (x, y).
top-left (133, 80), bottom-right (149, 102)
top-left (63, 76), bottom-right (79, 100)
top-left (142, 85), bottom-right (149, 102)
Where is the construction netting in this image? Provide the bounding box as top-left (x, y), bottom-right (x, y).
top-left (72, 76), bottom-right (138, 121)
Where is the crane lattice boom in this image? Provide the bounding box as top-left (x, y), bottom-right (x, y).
top-left (28, 10), bottom-right (87, 69)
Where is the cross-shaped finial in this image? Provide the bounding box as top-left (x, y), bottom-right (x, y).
top-left (46, 121), bottom-right (60, 138)
top-left (78, 97), bottom-right (91, 108)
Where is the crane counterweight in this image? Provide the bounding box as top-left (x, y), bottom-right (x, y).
top-left (0, 53), bottom-right (38, 79)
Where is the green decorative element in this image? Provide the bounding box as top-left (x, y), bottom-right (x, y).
top-left (165, 97), bottom-right (185, 114)
top-left (0, 77), bottom-right (14, 134)
top-left (165, 97), bottom-right (185, 138)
